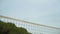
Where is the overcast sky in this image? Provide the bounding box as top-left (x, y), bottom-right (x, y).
top-left (0, 0), bottom-right (60, 28)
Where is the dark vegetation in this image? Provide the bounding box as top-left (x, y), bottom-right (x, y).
top-left (0, 20), bottom-right (31, 34)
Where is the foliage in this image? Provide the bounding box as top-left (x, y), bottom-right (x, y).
top-left (0, 20), bottom-right (31, 34)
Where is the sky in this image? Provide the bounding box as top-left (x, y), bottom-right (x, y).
top-left (0, 0), bottom-right (60, 28)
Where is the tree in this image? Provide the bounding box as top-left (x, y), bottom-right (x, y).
top-left (0, 20), bottom-right (31, 34)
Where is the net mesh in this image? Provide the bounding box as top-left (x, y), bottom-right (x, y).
top-left (0, 16), bottom-right (60, 34)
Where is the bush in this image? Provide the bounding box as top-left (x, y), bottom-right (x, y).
top-left (0, 20), bottom-right (31, 34)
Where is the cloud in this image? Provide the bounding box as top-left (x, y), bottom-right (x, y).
top-left (0, 0), bottom-right (60, 27)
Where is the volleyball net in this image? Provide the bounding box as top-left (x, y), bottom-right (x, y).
top-left (0, 15), bottom-right (60, 34)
